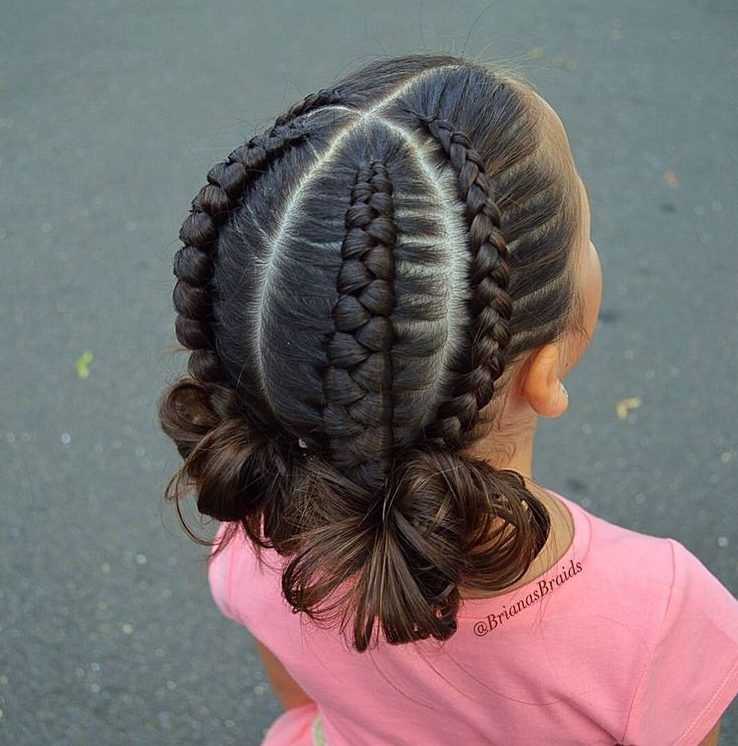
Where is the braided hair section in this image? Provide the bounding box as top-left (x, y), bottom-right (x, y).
top-left (322, 160), bottom-right (397, 497)
top-left (173, 119), bottom-right (309, 389)
top-left (274, 86), bottom-right (346, 126)
top-left (162, 118), bottom-right (311, 525)
top-left (414, 114), bottom-right (512, 451)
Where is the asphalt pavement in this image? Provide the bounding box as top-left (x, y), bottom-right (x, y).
top-left (1, 0), bottom-right (737, 743)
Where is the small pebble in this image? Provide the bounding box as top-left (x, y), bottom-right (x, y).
top-left (122, 623), bottom-right (134, 635)
top-left (718, 536), bottom-right (729, 548)
top-left (61, 432), bottom-right (71, 444)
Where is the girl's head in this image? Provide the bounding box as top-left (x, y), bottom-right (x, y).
top-left (158, 53), bottom-right (601, 652)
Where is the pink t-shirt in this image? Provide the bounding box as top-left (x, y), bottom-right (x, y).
top-left (208, 490), bottom-right (738, 745)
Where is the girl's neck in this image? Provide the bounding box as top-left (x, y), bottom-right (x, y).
top-left (466, 409), bottom-right (537, 479)
top-left (458, 416), bottom-right (576, 601)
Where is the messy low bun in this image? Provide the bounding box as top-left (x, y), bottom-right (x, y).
top-left (159, 379), bottom-right (291, 525)
top-left (283, 441), bottom-right (550, 650)
top-left (158, 54), bottom-right (583, 652)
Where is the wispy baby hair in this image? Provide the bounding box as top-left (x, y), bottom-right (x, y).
top-left (158, 53), bottom-right (584, 652)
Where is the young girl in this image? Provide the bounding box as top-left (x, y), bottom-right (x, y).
top-left (158, 53), bottom-right (738, 745)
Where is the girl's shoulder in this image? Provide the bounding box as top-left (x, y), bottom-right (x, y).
top-left (572, 488), bottom-right (738, 640)
top-left (556, 490), bottom-right (680, 574)
top-left (549, 490), bottom-right (738, 657)
top-left (553, 490), bottom-right (738, 743)
top-left (551, 489), bottom-right (677, 594)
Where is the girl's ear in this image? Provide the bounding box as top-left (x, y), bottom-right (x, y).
top-left (519, 343), bottom-right (569, 418)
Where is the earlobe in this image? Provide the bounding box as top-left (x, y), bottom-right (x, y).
top-left (520, 343), bottom-right (569, 418)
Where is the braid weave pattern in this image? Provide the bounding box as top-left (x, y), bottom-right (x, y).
top-left (274, 86), bottom-right (345, 126)
top-left (415, 114), bottom-right (513, 451)
top-left (322, 160), bottom-right (397, 496)
top-left (172, 120), bottom-right (309, 389)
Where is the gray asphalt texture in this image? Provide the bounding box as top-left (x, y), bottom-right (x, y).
top-left (1, 1), bottom-right (737, 744)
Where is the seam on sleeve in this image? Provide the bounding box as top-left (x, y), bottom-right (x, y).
top-left (618, 537), bottom-right (678, 744)
top-left (676, 657), bottom-right (738, 745)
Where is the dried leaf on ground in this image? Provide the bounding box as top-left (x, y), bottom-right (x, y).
top-left (616, 396), bottom-right (642, 420)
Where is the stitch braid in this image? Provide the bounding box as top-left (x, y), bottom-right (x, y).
top-left (172, 119), bottom-right (309, 389)
top-left (274, 86), bottom-right (345, 126)
top-left (415, 114), bottom-right (513, 451)
top-left (322, 160), bottom-right (397, 495)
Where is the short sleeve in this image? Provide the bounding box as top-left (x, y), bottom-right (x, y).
top-left (207, 521), bottom-right (242, 624)
top-left (622, 538), bottom-right (738, 745)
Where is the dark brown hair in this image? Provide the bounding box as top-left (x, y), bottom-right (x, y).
top-left (158, 53), bottom-right (585, 652)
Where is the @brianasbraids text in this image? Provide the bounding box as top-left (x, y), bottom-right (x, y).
top-left (471, 558), bottom-right (584, 637)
